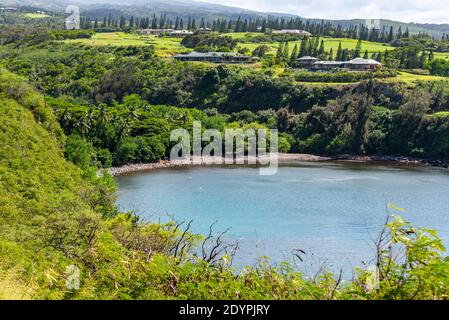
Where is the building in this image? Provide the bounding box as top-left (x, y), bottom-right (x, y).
top-left (344, 58), bottom-right (383, 71)
top-left (311, 61), bottom-right (344, 70)
top-left (272, 29), bottom-right (312, 36)
top-left (137, 29), bottom-right (175, 35)
top-left (296, 56), bottom-right (320, 67)
top-left (0, 7), bottom-right (17, 12)
top-left (174, 51), bottom-right (257, 64)
top-left (305, 57), bottom-right (382, 71)
top-left (167, 30), bottom-right (193, 37)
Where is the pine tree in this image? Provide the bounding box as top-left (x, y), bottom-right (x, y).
top-left (119, 16), bottom-right (125, 29)
top-left (354, 39), bottom-right (362, 58)
top-left (261, 20), bottom-right (267, 33)
top-left (290, 44), bottom-right (298, 63)
top-left (151, 15), bottom-right (157, 29)
top-left (336, 41), bottom-right (343, 60)
top-left (341, 49), bottom-right (349, 61)
top-left (384, 49), bottom-right (390, 67)
top-left (404, 27), bottom-right (410, 38)
top-left (363, 50), bottom-right (369, 59)
top-left (283, 42), bottom-right (290, 62)
top-left (276, 42), bottom-right (284, 63)
top-left (318, 40), bottom-right (325, 56)
top-left (387, 26), bottom-right (394, 42)
top-left (397, 26), bottom-right (402, 39)
top-left (187, 17), bottom-right (192, 30)
top-left (312, 37), bottom-right (320, 56)
top-left (299, 37), bottom-right (308, 57)
top-left (419, 49), bottom-right (427, 68)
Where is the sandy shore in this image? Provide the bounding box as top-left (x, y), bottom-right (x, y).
top-left (101, 153), bottom-right (448, 177)
top-left (103, 154), bottom-right (330, 176)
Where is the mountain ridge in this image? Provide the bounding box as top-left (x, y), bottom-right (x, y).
top-left (3, 0), bottom-right (449, 37)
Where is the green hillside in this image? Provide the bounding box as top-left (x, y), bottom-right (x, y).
top-left (0, 69), bottom-right (350, 299)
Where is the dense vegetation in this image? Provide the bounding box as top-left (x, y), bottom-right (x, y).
top-left (2, 68), bottom-right (449, 300)
top-left (2, 6), bottom-right (449, 300)
top-left (1, 27), bottom-right (449, 164)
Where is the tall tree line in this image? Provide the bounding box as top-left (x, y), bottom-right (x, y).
top-left (79, 15), bottom-right (427, 44)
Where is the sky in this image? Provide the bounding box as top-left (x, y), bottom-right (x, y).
top-left (198, 0), bottom-right (449, 24)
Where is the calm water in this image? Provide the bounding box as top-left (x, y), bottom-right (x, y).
top-left (115, 162), bottom-right (449, 274)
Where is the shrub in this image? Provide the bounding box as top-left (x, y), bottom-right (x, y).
top-left (65, 134), bottom-right (96, 169)
top-left (114, 137), bottom-right (138, 166)
top-left (294, 69), bottom-right (397, 83)
top-left (96, 148), bottom-right (113, 168)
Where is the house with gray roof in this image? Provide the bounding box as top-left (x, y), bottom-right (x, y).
top-left (311, 61), bottom-right (345, 70)
top-left (174, 51), bottom-right (257, 64)
top-left (343, 58), bottom-right (383, 70)
top-left (307, 57), bottom-right (382, 71)
top-left (296, 56), bottom-right (320, 67)
top-left (272, 29), bottom-right (312, 36)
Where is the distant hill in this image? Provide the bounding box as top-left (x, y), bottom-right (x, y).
top-left (3, 0), bottom-right (449, 38)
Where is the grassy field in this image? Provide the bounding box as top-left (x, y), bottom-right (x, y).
top-left (63, 32), bottom-right (187, 57)
top-left (294, 71), bottom-right (449, 88)
top-left (391, 71), bottom-right (449, 83)
top-left (435, 52), bottom-right (449, 60)
top-left (65, 32), bottom-right (393, 58)
top-left (64, 32), bottom-right (449, 62)
top-left (21, 13), bottom-right (51, 19)
top-left (229, 32), bottom-right (395, 56)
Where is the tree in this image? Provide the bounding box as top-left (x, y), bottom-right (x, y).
top-left (282, 41), bottom-right (290, 62)
top-left (336, 41), bottom-right (343, 60)
top-left (65, 134), bottom-right (97, 169)
top-left (299, 37), bottom-right (309, 57)
top-left (318, 40), bottom-right (325, 57)
top-left (275, 42), bottom-right (284, 63)
top-left (387, 26), bottom-right (394, 42)
top-left (329, 92), bottom-right (374, 154)
top-left (354, 39), bottom-right (362, 58)
top-left (363, 50), bottom-right (369, 59)
top-left (290, 44), bottom-right (298, 63)
top-left (252, 44), bottom-right (270, 58)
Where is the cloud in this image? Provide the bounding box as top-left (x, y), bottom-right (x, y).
top-left (197, 0), bottom-right (449, 24)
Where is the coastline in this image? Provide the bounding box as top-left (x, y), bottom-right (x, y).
top-left (103, 153), bottom-right (449, 177)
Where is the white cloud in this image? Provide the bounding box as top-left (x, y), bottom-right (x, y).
top-left (197, 0), bottom-right (449, 24)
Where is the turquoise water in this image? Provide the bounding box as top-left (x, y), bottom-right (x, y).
top-left (115, 162), bottom-right (449, 274)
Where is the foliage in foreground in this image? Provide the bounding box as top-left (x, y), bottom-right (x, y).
top-left (1, 69), bottom-right (449, 300)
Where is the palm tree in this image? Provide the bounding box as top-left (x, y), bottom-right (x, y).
top-left (59, 108), bottom-right (72, 132)
top-left (74, 111), bottom-right (92, 136)
top-left (96, 103), bottom-right (111, 126)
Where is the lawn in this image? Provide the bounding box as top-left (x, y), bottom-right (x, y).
top-left (229, 32), bottom-right (395, 57)
top-left (63, 32), bottom-right (449, 61)
top-left (434, 52), bottom-right (449, 60)
top-left (63, 32), bottom-right (187, 57)
top-left (391, 71), bottom-right (449, 83)
top-left (294, 71), bottom-right (449, 88)
top-left (21, 13), bottom-right (51, 19)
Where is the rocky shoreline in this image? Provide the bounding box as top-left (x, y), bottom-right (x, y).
top-left (333, 154), bottom-right (449, 168)
top-left (101, 153), bottom-right (449, 177)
